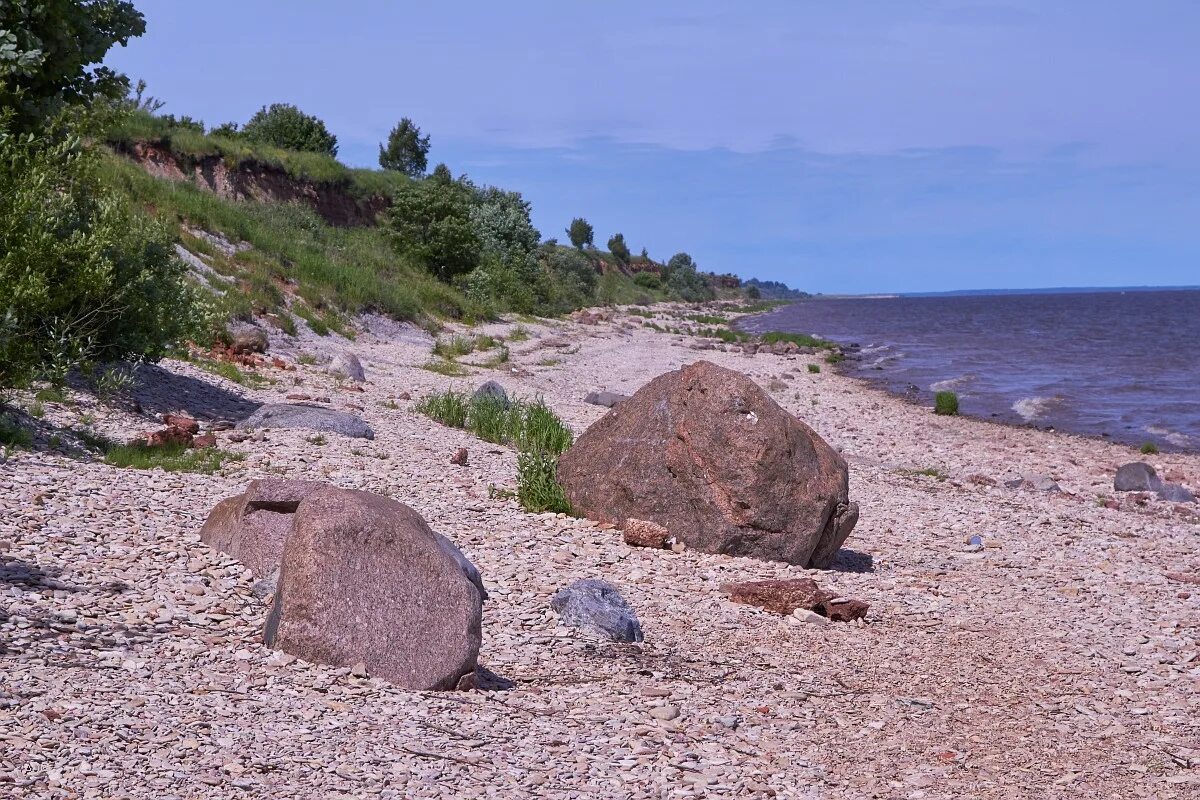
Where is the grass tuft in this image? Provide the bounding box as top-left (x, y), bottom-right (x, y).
top-left (103, 442), bottom-right (243, 474)
top-left (807, 363), bottom-right (821, 374)
top-left (517, 450), bottom-right (572, 514)
top-left (934, 391), bottom-right (960, 416)
top-left (1140, 442), bottom-right (1159, 455)
top-left (0, 414), bottom-right (33, 449)
top-left (422, 359), bottom-right (471, 377)
top-left (760, 331), bottom-right (836, 349)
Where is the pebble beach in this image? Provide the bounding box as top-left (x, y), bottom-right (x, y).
top-left (2, 306), bottom-right (1198, 799)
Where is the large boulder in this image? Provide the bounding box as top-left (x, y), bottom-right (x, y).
top-left (1115, 462), bottom-right (1160, 492)
top-left (264, 487), bottom-right (485, 690)
top-left (199, 479), bottom-right (326, 575)
top-left (557, 360), bottom-right (858, 568)
top-left (239, 403), bottom-right (375, 439)
top-left (326, 351), bottom-right (365, 382)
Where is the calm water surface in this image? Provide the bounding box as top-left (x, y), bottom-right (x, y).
top-left (740, 290), bottom-right (1200, 452)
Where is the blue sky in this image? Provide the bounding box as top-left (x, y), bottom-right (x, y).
top-left (106, 1), bottom-right (1200, 294)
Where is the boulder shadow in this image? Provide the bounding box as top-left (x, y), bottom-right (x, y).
top-left (0, 557), bottom-right (78, 593)
top-left (826, 548), bottom-right (875, 574)
top-left (128, 363), bottom-right (261, 423)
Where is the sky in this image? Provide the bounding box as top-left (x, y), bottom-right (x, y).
top-left (105, 1), bottom-right (1200, 294)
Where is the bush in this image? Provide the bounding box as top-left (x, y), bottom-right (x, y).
top-left (760, 331), bottom-right (836, 349)
top-left (665, 257), bottom-right (715, 303)
top-left (807, 363), bottom-right (821, 373)
top-left (1140, 442), bottom-right (1159, 455)
top-left (607, 233), bottom-right (630, 264)
top-left (934, 391), bottom-right (959, 416)
top-left (633, 271), bottom-right (661, 290)
top-left (378, 117), bottom-right (429, 177)
top-left (242, 103), bottom-right (338, 157)
top-left (386, 170), bottom-right (479, 282)
top-left (0, 113), bottom-right (206, 388)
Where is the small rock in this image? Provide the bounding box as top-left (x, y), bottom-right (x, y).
top-left (584, 391), bottom-right (629, 408)
top-left (550, 579), bottom-right (643, 643)
top-left (716, 716), bottom-right (740, 729)
top-left (450, 448), bottom-right (469, 466)
top-left (472, 381), bottom-right (509, 407)
top-left (327, 351), bottom-right (365, 382)
top-left (648, 705), bottom-right (680, 721)
top-left (163, 413), bottom-right (199, 434)
top-left (192, 434), bottom-right (217, 449)
top-left (792, 608), bottom-right (830, 626)
top-left (622, 518), bottom-right (669, 549)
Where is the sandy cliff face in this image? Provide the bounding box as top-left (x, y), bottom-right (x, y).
top-left (121, 141), bottom-right (389, 227)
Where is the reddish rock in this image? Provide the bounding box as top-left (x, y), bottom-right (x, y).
top-left (192, 433), bottom-right (217, 449)
top-left (163, 413), bottom-right (199, 434)
top-left (272, 357), bottom-right (287, 369)
top-left (398, 392), bottom-right (412, 401)
top-left (450, 447), bottom-right (469, 466)
top-left (1165, 571), bottom-right (1200, 585)
top-left (286, 393), bottom-right (312, 401)
top-left (342, 383), bottom-right (364, 393)
top-left (557, 361), bottom-right (859, 568)
top-left (724, 578), bottom-right (831, 615)
top-left (622, 518), bottom-right (669, 549)
top-left (141, 426), bottom-right (193, 447)
top-left (265, 487), bottom-right (485, 691)
top-left (723, 578), bottom-right (869, 622)
top-left (199, 479), bottom-right (326, 576)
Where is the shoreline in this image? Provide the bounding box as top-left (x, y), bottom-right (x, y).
top-left (2, 304), bottom-right (1198, 798)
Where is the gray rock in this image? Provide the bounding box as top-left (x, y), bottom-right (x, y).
top-left (1004, 473), bottom-right (1060, 492)
top-left (472, 380), bottom-right (509, 407)
top-left (584, 391), bottom-right (629, 408)
top-left (228, 322), bottom-right (269, 354)
top-left (1115, 462), bottom-right (1161, 492)
top-left (550, 579), bottom-right (643, 643)
top-left (251, 567), bottom-right (280, 600)
top-left (239, 404), bottom-right (374, 439)
top-left (1156, 483), bottom-right (1196, 503)
top-left (326, 351), bottom-right (365, 382)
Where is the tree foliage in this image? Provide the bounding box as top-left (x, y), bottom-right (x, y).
top-left (0, 113), bottom-right (206, 387)
top-left (0, 0), bottom-right (145, 131)
top-left (665, 252), bottom-right (715, 302)
top-left (242, 103), bottom-right (338, 156)
top-left (378, 117), bottom-right (430, 177)
top-left (385, 170), bottom-right (479, 283)
top-left (607, 232), bottom-right (630, 264)
top-left (566, 217), bottom-right (593, 249)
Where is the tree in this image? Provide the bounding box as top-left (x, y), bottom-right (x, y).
top-left (0, 112), bottom-right (205, 388)
top-left (385, 174), bottom-right (479, 283)
top-left (0, 0), bottom-right (146, 131)
top-left (242, 103), bottom-right (338, 156)
top-left (378, 117), bottom-right (430, 177)
top-left (607, 233), bottom-right (630, 264)
top-left (566, 217), bottom-right (593, 249)
top-left (665, 252), bottom-right (715, 302)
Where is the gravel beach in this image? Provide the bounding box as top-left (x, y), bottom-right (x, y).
top-left (2, 307), bottom-right (1197, 799)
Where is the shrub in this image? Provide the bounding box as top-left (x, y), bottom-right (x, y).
top-left (378, 117), bottom-right (429, 177)
top-left (515, 398), bottom-right (573, 455)
top-left (516, 450), bottom-right (572, 514)
top-left (665, 258), bottom-right (715, 303)
top-left (0, 113), bottom-right (206, 388)
top-left (0, 413), bottom-right (33, 449)
top-left (759, 331), bottom-right (835, 349)
top-left (415, 389), bottom-right (468, 428)
top-left (934, 391), bottom-right (959, 416)
top-left (808, 363), bottom-right (821, 374)
top-left (1140, 442), bottom-right (1159, 455)
top-left (566, 217), bottom-right (594, 249)
top-left (386, 170), bottom-right (480, 282)
top-left (633, 272), bottom-right (661, 290)
top-left (607, 233), bottom-right (630, 264)
top-left (432, 335), bottom-right (476, 359)
top-left (242, 103), bottom-right (338, 156)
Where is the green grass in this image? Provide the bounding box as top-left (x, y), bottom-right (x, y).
top-left (686, 313), bottom-right (729, 325)
top-left (0, 414), bottom-right (33, 449)
top-left (508, 326), bottom-right (530, 342)
top-left (28, 400), bottom-right (45, 419)
top-left (103, 441), bottom-right (243, 474)
top-left (415, 389), bottom-right (469, 428)
top-left (516, 450), bottom-right (572, 514)
top-left (899, 467), bottom-right (948, 481)
top-left (98, 153), bottom-right (480, 327)
top-left (35, 386), bottom-right (68, 404)
top-left (625, 308), bottom-right (655, 318)
top-left (696, 327), bottom-right (748, 344)
top-left (807, 363), bottom-right (821, 374)
top-left (760, 331), bottom-right (836, 349)
top-left (480, 345), bottom-right (511, 368)
top-left (422, 359), bottom-right (471, 377)
top-left (474, 334), bottom-right (499, 350)
top-left (824, 352), bottom-right (845, 365)
top-left (934, 391), bottom-right (960, 416)
top-left (1140, 442), bottom-right (1159, 455)
top-left (183, 354), bottom-right (268, 388)
top-left (432, 335), bottom-right (476, 359)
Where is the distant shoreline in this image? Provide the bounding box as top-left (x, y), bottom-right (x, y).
top-left (806, 284), bottom-right (1200, 300)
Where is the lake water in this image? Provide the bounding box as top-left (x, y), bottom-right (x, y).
top-left (739, 289), bottom-right (1200, 452)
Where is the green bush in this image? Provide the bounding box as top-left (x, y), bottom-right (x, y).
top-left (386, 170), bottom-right (480, 282)
top-left (665, 257), bottom-right (715, 303)
top-left (566, 217), bottom-right (593, 249)
top-left (633, 271), bottom-right (661, 290)
top-left (0, 413), bottom-right (33, 449)
top-left (607, 232), bottom-right (630, 264)
top-left (808, 363), bottom-right (820, 374)
top-left (1140, 442), bottom-right (1159, 455)
top-left (414, 389), bottom-right (468, 428)
top-left (934, 391), bottom-right (959, 416)
top-left (760, 331), bottom-right (835, 349)
top-left (0, 113), bottom-right (207, 388)
top-left (242, 103), bottom-right (338, 157)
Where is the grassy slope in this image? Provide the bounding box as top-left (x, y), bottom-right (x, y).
top-left (100, 153), bottom-right (480, 331)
